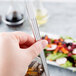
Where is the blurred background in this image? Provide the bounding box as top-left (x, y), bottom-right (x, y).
top-left (0, 0), bottom-right (76, 76)
top-left (0, 0), bottom-right (76, 38)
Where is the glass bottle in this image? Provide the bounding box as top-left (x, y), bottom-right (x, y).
top-left (3, 0), bottom-right (24, 26)
top-left (25, 57), bottom-right (45, 76)
top-left (35, 0), bottom-right (48, 26)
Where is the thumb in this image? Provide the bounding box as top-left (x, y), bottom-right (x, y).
top-left (24, 40), bottom-right (48, 61)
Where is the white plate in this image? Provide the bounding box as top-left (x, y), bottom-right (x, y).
top-left (40, 32), bottom-right (76, 71)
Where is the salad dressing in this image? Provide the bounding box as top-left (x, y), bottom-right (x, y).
top-left (25, 59), bottom-right (44, 76)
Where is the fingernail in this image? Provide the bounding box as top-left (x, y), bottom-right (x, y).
top-left (42, 40), bottom-right (48, 48)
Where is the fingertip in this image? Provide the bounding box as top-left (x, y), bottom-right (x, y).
top-left (41, 40), bottom-right (48, 48)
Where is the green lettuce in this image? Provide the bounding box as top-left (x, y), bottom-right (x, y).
top-left (61, 61), bottom-right (72, 68)
top-left (46, 53), bottom-right (67, 60)
top-left (72, 55), bottom-right (76, 60)
top-left (65, 36), bottom-right (73, 40)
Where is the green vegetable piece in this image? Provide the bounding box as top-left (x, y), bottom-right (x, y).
top-left (51, 39), bottom-right (54, 43)
top-left (46, 53), bottom-right (67, 60)
top-left (61, 61), bottom-right (72, 68)
top-left (44, 46), bottom-right (48, 49)
top-left (73, 40), bottom-right (76, 43)
top-left (44, 50), bottom-right (52, 54)
top-left (65, 36), bottom-right (73, 40)
top-left (72, 55), bottom-right (76, 60)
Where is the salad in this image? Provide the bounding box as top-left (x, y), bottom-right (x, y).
top-left (42, 35), bottom-right (76, 68)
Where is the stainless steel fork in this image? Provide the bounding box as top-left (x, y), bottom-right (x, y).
top-left (25, 0), bottom-right (50, 76)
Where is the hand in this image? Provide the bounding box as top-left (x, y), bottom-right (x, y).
top-left (0, 32), bottom-right (48, 76)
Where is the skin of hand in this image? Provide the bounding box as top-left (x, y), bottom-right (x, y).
top-left (0, 31), bottom-right (48, 76)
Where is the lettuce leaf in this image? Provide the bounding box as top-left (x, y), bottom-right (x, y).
top-left (46, 53), bottom-right (67, 60)
top-left (61, 61), bottom-right (72, 68)
top-left (72, 55), bottom-right (76, 60)
top-left (65, 36), bottom-right (73, 40)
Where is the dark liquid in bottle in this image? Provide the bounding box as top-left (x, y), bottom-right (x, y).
top-left (5, 11), bottom-right (24, 26)
top-left (25, 61), bottom-right (44, 76)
